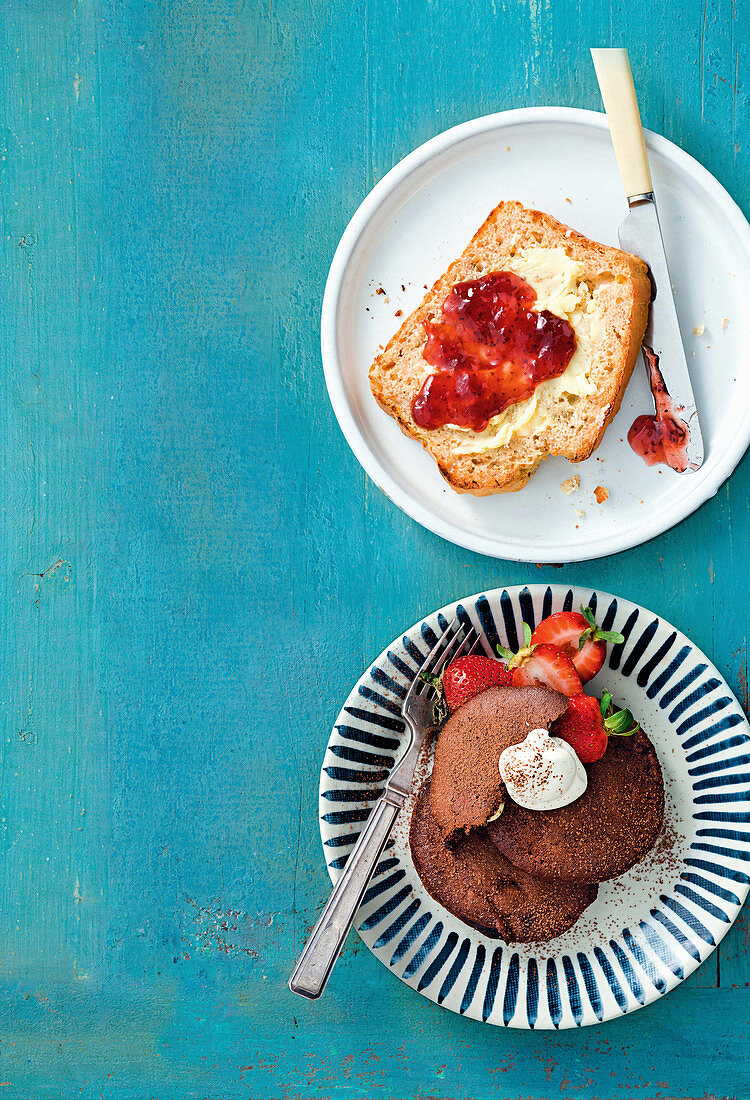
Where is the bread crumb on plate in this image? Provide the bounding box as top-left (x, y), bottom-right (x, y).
top-left (560, 475), bottom-right (580, 494)
top-left (594, 485), bottom-right (609, 504)
top-left (693, 323), bottom-right (705, 336)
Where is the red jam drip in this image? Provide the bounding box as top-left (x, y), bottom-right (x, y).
top-left (411, 271), bottom-right (577, 433)
top-left (628, 345), bottom-right (692, 472)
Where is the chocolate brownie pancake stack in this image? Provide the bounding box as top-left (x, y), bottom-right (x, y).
top-left (409, 685), bottom-right (664, 944)
top-left (487, 728), bottom-right (663, 884)
top-left (430, 686), bottom-right (569, 841)
top-left (411, 783), bottom-right (598, 942)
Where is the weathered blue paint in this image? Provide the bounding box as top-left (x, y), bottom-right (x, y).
top-left (0, 0), bottom-right (747, 1096)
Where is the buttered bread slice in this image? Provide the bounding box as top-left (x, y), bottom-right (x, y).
top-left (369, 201), bottom-right (650, 494)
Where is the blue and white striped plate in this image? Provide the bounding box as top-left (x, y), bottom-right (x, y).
top-left (319, 585), bottom-right (750, 1028)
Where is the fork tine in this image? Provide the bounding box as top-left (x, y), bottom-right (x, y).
top-left (403, 620), bottom-right (461, 701)
top-left (472, 627), bottom-right (494, 658)
top-left (413, 625), bottom-right (489, 698)
top-left (413, 624), bottom-right (475, 698)
top-left (422, 621), bottom-right (467, 676)
top-left (425, 625), bottom-right (478, 683)
top-left (423, 620), bottom-right (461, 666)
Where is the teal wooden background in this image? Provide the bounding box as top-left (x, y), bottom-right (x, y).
top-left (0, 0), bottom-right (748, 1096)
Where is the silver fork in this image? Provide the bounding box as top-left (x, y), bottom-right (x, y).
top-left (288, 619), bottom-right (479, 999)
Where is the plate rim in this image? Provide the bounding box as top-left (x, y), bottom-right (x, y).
top-left (320, 106), bottom-right (750, 562)
top-left (318, 582), bottom-right (750, 1028)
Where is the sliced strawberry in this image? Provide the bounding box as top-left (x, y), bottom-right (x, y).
top-left (497, 624), bottom-right (583, 697)
top-left (570, 638), bottom-right (607, 683)
top-left (441, 655), bottom-right (513, 712)
top-left (510, 643), bottom-right (583, 697)
top-left (554, 690), bottom-right (640, 764)
top-left (531, 606), bottom-right (624, 683)
top-left (531, 610), bottom-right (588, 655)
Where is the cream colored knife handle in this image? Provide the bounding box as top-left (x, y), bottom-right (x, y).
top-left (591, 48), bottom-right (652, 199)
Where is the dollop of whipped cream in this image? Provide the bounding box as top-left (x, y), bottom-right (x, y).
top-left (498, 728), bottom-right (587, 811)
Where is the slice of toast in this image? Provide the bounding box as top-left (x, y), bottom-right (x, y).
top-left (369, 201), bottom-right (650, 494)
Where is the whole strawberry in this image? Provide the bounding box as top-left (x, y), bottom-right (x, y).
top-left (531, 606), bottom-right (624, 683)
top-left (555, 691), bottom-right (639, 764)
top-left (497, 624), bottom-right (582, 698)
top-left (441, 655), bottom-right (513, 712)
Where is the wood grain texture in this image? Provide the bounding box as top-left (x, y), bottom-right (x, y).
top-left (0, 0), bottom-right (747, 1096)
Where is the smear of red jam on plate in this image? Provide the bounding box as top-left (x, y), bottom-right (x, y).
top-left (411, 271), bottom-right (577, 433)
top-left (628, 345), bottom-right (692, 472)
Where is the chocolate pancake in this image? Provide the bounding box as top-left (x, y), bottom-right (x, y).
top-left (410, 783), bottom-right (597, 943)
top-left (487, 727), bottom-right (664, 884)
top-left (430, 686), bottom-right (569, 841)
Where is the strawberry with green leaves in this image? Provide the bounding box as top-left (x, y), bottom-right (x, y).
top-left (497, 623), bottom-right (583, 697)
top-left (554, 690), bottom-right (639, 763)
top-left (530, 606), bottom-right (625, 683)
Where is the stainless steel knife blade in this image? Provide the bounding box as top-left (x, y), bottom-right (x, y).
top-left (618, 196), bottom-right (704, 470)
top-left (592, 47), bottom-right (704, 472)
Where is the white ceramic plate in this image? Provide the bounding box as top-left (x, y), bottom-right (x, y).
top-left (319, 584), bottom-right (750, 1028)
top-left (321, 108), bottom-right (750, 562)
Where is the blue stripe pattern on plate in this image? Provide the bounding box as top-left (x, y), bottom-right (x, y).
top-left (482, 948), bottom-right (503, 1024)
top-left (460, 944), bottom-right (486, 1016)
top-left (318, 586), bottom-right (750, 1029)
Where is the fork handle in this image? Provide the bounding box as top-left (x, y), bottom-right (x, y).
top-left (288, 792), bottom-right (402, 999)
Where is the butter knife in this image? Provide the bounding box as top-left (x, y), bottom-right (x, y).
top-left (591, 47), bottom-right (704, 471)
